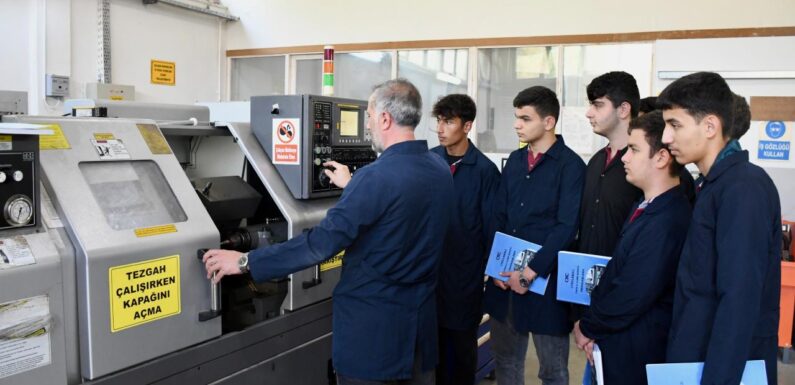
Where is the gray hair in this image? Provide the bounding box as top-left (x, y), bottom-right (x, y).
top-left (370, 78), bottom-right (422, 129)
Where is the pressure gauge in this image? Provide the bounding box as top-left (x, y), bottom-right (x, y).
top-left (12, 170), bottom-right (23, 182)
top-left (4, 194), bottom-right (33, 226)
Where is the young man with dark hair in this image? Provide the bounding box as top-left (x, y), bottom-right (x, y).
top-left (579, 71), bottom-right (643, 258)
top-left (430, 94), bottom-right (500, 385)
top-left (639, 96), bottom-right (658, 115)
top-left (731, 93), bottom-right (751, 139)
top-left (568, 72), bottom-right (646, 327)
top-left (573, 111), bottom-right (691, 385)
top-left (660, 72), bottom-right (781, 385)
top-left (484, 86), bottom-right (585, 385)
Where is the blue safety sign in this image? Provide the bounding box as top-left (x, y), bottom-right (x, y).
top-left (758, 140), bottom-right (790, 160)
top-left (765, 121), bottom-right (786, 139)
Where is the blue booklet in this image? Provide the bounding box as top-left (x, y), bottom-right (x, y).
top-left (485, 232), bottom-right (549, 295)
top-left (646, 360), bottom-right (767, 385)
top-left (582, 361), bottom-right (593, 385)
top-left (557, 251), bottom-right (612, 306)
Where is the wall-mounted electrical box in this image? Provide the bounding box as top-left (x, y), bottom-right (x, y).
top-left (0, 91), bottom-right (27, 115)
top-left (86, 83), bottom-right (135, 101)
top-left (45, 74), bottom-right (70, 97)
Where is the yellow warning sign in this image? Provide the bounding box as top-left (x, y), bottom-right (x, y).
top-left (134, 224), bottom-right (177, 238)
top-left (109, 255), bottom-right (181, 332)
top-left (320, 250), bottom-right (344, 272)
top-left (110, 95), bottom-right (124, 101)
top-left (93, 133), bottom-right (116, 141)
top-left (40, 124), bottom-right (71, 150)
top-left (137, 124), bottom-right (173, 154)
top-left (0, 135), bottom-right (11, 151)
top-left (151, 60), bottom-right (175, 86)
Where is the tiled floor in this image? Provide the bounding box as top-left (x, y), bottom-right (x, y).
top-left (478, 336), bottom-right (795, 384)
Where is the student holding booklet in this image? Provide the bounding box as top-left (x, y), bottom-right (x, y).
top-left (483, 86), bottom-right (585, 385)
top-left (572, 111), bottom-right (692, 385)
top-left (660, 73), bottom-right (781, 385)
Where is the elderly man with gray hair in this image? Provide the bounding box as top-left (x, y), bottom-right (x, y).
top-left (203, 78), bottom-right (455, 384)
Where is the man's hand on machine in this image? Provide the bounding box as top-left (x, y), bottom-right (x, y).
top-left (202, 249), bottom-right (243, 283)
top-left (323, 161), bottom-right (352, 188)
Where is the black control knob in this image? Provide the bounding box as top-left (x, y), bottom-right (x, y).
top-left (318, 169), bottom-right (331, 188)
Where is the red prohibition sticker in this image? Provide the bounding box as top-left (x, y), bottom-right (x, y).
top-left (272, 118), bottom-right (300, 164)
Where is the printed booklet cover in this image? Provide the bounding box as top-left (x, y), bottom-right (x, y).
top-left (557, 251), bottom-right (612, 306)
top-left (485, 232), bottom-right (548, 295)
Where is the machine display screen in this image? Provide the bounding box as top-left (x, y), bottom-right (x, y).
top-left (339, 109), bottom-right (359, 137)
top-left (80, 160), bottom-right (187, 230)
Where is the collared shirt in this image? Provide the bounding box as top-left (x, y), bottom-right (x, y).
top-left (579, 186), bottom-right (691, 385)
top-left (627, 199), bottom-right (649, 223)
top-left (577, 146), bottom-right (643, 257)
top-left (431, 140), bottom-right (500, 330)
top-left (483, 136), bottom-right (585, 335)
top-left (715, 139), bottom-right (743, 165)
top-left (528, 149), bottom-right (544, 170)
top-left (666, 151), bottom-right (781, 385)
top-left (695, 139), bottom-right (743, 193)
top-left (248, 140), bottom-right (455, 381)
top-left (603, 146), bottom-right (617, 170)
top-left (446, 153), bottom-right (464, 174)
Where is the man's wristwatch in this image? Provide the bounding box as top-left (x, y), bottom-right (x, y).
top-left (238, 252), bottom-right (250, 274)
top-left (518, 271), bottom-right (530, 288)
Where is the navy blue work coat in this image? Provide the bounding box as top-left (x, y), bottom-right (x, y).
top-left (666, 151), bottom-right (781, 385)
top-left (679, 167), bottom-right (696, 206)
top-left (248, 140), bottom-right (455, 381)
top-left (483, 136), bottom-right (585, 335)
top-left (580, 186), bottom-right (691, 385)
top-left (431, 141), bottom-right (501, 331)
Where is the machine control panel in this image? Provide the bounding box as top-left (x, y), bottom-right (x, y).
top-left (310, 101), bottom-right (377, 193)
top-left (252, 95), bottom-right (377, 199)
top-left (0, 135), bottom-right (38, 230)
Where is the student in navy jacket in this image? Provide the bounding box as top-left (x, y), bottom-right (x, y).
top-left (429, 94), bottom-right (500, 385)
top-left (660, 72), bottom-right (781, 385)
top-left (573, 111), bottom-right (692, 385)
top-left (483, 86), bottom-right (585, 385)
top-left (202, 79), bottom-right (455, 385)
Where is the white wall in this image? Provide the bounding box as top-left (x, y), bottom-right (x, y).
top-left (71, 0), bottom-right (223, 104)
top-left (223, 0), bottom-right (795, 49)
top-left (0, 1), bottom-right (39, 93)
top-left (654, 36), bottom-right (795, 96)
top-left (0, 0), bottom-right (44, 111)
top-left (1, 0), bottom-right (224, 115)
